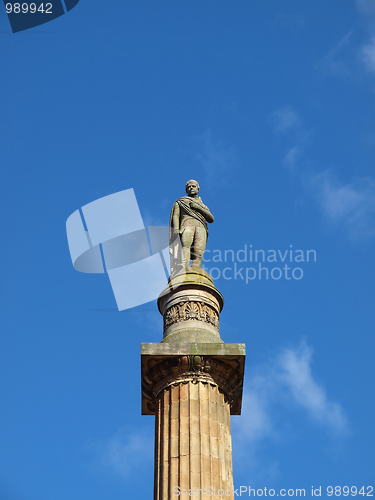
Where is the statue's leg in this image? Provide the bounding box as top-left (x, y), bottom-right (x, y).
top-left (191, 226), bottom-right (207, 269)
top-left (181, 227), bottom-right (194, 269)
top-left (169, 235), bottom-right (184, 274)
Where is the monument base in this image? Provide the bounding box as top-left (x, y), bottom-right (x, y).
top-left (157, 269), bottom-right (224, 343)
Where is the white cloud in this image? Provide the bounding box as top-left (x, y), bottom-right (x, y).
top-left (233, 341), bottom-right (348, 448)
top-left (270, 106), bottom-right (375, 238)
top-left (270, 106), bottom-right (310, 171)
top-left (232, 341), bottom-right (348, 479)
top-left (304, 171), bottom-right (375, 238)
top-left (361, 36), bottom-right (375, 72)
top-left (315, 32), bottom-right (352, 77)
top-left (355, 1), bottom-right (375, 73)
top-left (284, 146), bottom-right (303, 170)
top-left (271, 106), bottom-right (301, 135)
top-left (277, 343), bottom-right (348, 434)
top-left (234, 375), bottom-right (274, 443)
top-left (92, 425), bottom-right (154, 478)
top-left (356, 0), bottom-right (375, 16)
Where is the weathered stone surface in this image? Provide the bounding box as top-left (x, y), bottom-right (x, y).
top-left (154, 379), bottom-right (234, 500)
top-left (158, 269), bottom-right (224, 343)
top-left (142, 342), bottom-right (246, 357)
top-left (141, 342), bottom-right (246, 416)
top-left (169, 180), bottom-right (214, 272)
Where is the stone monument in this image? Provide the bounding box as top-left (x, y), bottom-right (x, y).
top-left (169, 179), bottom-right (214, 273)
top-left (141, 181), bottom-right (245, 499)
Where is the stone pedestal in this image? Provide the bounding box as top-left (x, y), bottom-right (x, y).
top-left (158, 269), bottom-right (224, 344)
top-left (141, 270), bottom-right (245, 500)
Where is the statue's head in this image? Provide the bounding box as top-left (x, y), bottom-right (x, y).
top-left (185, 180), bottom-right (200, 196)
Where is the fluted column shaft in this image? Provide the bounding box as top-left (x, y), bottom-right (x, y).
top-left (154, 378), bottom-right (234, 500)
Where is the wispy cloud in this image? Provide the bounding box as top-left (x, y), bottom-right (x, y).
top-left (270, 106), bottom-right (310, 170)
top-left (315, 32), bottom-right (352, 77)
top-left (271, 106), bottom-right (301, 135)
top-left (356, 0), bottom-right (375, 16)
top-left (278, 343), bottom-right (348, 434)
top-left (232, 341), bottom-right (348, 480)
top-left (233, 340), bottom-right (348, 446)
top-left (91, 425), bottom-right (154, 478)
top-left (283, 146), bottom-right (303, 170)
top-left (361, 36), bottom-right (375, 73)
top-left (196, 129), bottom-right (238, 189)
top-left (270, 105), bottom-right (375, 238)
top-left (234, 376), bottom-right (274, 443)
top-left (316, 4), bottom-right (375, 80)
top-left (355, 1), bottom-right (375, 73)
top-left (303, 171), bottom-right (375, 238)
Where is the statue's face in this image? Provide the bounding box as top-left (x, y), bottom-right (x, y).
top-left (186, 182), bottom-right (199, 196)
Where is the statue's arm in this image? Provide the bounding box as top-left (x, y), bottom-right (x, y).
top-left (190, 202), bottom-right (214, 223)
top-left (171, 202), bottom-right (181, 233)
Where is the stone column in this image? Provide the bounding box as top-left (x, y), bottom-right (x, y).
top-left (141, 270), bottom-right (245, 500)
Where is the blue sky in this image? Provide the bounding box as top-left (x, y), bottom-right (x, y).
top-left (1, 0), bottom-right (374, 498)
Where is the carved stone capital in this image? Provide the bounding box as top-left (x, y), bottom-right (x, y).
top-left (141, 343), bottom-right (245, 415)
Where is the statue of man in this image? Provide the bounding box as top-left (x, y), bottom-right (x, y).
top-left (169, 180), bottom-right (214, 273)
